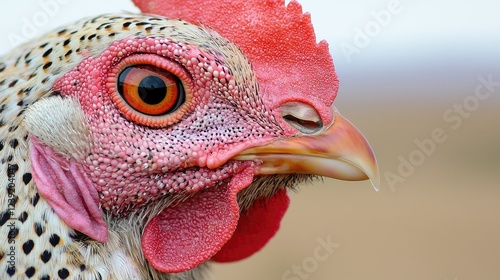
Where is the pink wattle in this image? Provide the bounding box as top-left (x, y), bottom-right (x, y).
top-left (142, 166), bottom-right (256, 273)
top-left (212, 188), bottom-right (290, 262)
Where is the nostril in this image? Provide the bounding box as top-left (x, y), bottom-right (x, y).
top-left (283, 114), bottom-right (323, 134)
top-left (280, 102), bottom-right (323, 134)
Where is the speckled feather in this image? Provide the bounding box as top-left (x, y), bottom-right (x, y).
top-left (0, 14), bottom-right (310, 280)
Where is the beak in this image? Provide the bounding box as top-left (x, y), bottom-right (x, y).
top-left (233, 108), bottom-right (380, 190)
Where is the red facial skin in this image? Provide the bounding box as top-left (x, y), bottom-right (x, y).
top-left (53, 36), bottom-right (284, 215)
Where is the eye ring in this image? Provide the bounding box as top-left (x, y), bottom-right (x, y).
top-left (108, 54), bottom-right (193, 127)
top-left (117, 65), bottom-right (185, 116)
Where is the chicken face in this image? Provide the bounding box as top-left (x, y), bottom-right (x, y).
top-left (20, 12), bottom-right (378, 277)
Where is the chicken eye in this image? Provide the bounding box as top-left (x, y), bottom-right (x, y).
top-left (109, 55), bottom-right (193, 127)
top-left (117, 65), bottom-right (185, 116)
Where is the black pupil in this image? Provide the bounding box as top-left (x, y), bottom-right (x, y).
top-left (138, 76), bottom-right (167, 105)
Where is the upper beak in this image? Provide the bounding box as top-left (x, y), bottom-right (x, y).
top-left (233, 107), bottom-right (380, 190)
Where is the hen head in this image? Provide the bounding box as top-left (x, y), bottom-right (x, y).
top-left (15, 0), bottom-right (379, 276)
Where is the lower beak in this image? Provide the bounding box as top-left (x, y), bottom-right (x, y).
top-left (233, 108), bottom-right (380, 190)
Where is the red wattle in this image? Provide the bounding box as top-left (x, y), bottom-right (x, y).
top-left (213, 189), bottom-right (290, 262)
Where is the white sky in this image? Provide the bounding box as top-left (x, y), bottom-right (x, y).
top-left (1, 0), bottom-right (499, 55)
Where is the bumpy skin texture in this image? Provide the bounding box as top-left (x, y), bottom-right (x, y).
top-left (53, 22), bottom-right (281, 216)
top-left (0, 14), bottom-right (292, 280)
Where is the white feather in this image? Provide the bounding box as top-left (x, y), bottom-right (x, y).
top-left (22, 96), bottom-right (91, 162)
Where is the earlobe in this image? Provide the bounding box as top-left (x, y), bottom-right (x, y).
top-left (30, 136), bottom-right (109, 243)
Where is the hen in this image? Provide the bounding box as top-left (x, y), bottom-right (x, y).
top-left (0, 0), bottom-right (378, 279)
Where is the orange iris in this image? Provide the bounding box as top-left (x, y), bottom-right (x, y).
top-left (117, 65), bottom-right (184, 116)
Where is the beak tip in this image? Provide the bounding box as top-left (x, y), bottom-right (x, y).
top-left (367, 161), bottom-right (380, 192)
top-left (365, 160), bottom-right (380, 192)
top-left (370, 179), bottom-right (381, 192)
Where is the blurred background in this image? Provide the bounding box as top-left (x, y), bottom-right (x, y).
top-left (1, 0), bottom-right (499, 279)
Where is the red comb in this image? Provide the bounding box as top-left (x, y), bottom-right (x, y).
top-left (133, 0), bottom-right (339, 126)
